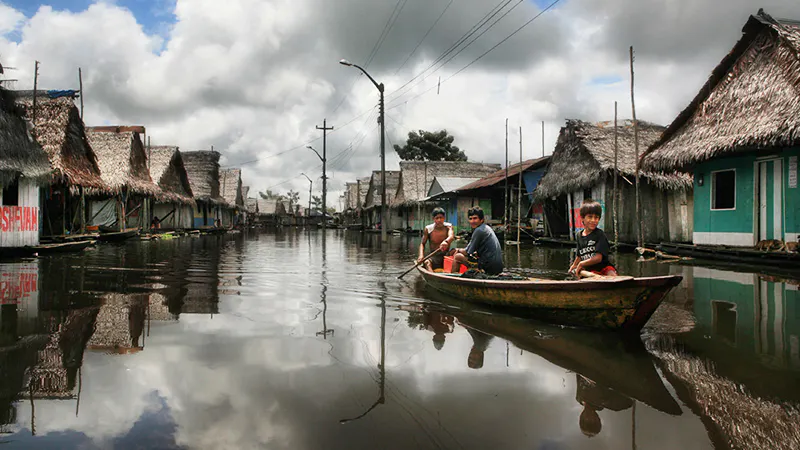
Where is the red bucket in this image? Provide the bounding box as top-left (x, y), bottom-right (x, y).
top-left (443, 255), bottom-right (468, 274)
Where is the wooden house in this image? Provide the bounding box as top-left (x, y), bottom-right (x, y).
top-left (241, 185), bottom-right (251, 226)
top-left (0, 88), bottom-right (52, 248)
top-left (148, 146), bottom-right (195, 230)
top-left (428, 158), bottom-right (549, 233)
top-left (534, 120), bottom-right (692, 243)
top-left (392, 161), bottom-right (501, 231)
top-left (245, 196), bottom-right (258, 225)
top-left (255, 198), bottom-right (285, 227)
top-left (641, 10), bottom-right (800, 247)
top-left (17, 93), bottom-right (110, 238)
top-left (182, 150), bottom-right (224, 229)
top-left (363, 170), bottom-right (400, 230)
top-left (219, 168), bottom-right (244, 228)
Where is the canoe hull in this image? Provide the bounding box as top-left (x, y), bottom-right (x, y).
top-left (417, 268), bottom-right (682, 330)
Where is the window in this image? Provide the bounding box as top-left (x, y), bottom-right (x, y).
top-left (711, 170), bottom-right (735, 210)
top-left (2, 181), bottom-right (19, 206)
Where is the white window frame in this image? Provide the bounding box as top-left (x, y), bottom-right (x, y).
top-left (710, 169), bottom-right (736, 211)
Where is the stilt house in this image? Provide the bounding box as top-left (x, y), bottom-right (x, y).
top-left (364, 170), bottom-right (400, 229)
top-left (17, 93), bottom-right (109, 238)
top-left (0, 88), bottom-right (52, 248)
top-left (85, 126), bottom-right (160, 231)
top-left (534, 119), bottom-right (693, 243)
top-left (182, 151), bottom-right (223, 229)
top-left (148, 146), bottom-right (195, 230)
top-left (219, 168), bottom-right (244, 228)
top-left (641, 9), bottom-right (800, 247)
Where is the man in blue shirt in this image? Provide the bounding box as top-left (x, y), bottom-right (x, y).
top-left (451, 207), bottom-right (503, 275)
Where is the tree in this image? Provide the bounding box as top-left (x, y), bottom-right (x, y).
top-left (393, 129), bottom-right (467, 161)
top-left (311, 195), bottom-right (322, 210)
top-left (286, 190), bottom-right (300, 205)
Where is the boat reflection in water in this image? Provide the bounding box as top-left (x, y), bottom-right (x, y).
top-left (646, 266), bottom-right (800, 449)
top-left (403, 279), bottom-right (683, 440)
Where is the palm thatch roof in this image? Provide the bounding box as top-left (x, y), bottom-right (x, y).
top-left (365, 170), bottom-right (401, 209)
top-left (256, 198), bottom-right (285, 215)
top-left (0, 88), bottom-right (51, 187)
top-left (393, 161), bottom-right (501, 206)
top-left (148, 146), bottom-right (195, 205)
top-left (357, 177), bottom-right (370, 209)
top-left (642, 10), bottom-right (800, 171)
top-left (87, 294), bottom-right (147, 351)
top-left (219, 168), bottom-right (243, 207)
top-left (457, 157), bottom-right (549, 191)
top-left (85, 126), bottom-right (159, 196)
top-left (16, 94), bottom-right (108, 191)
top-left (242, 185), bottom-right (250, 199)
top-left (182, 150), bottom-right (223, 204)
top-left (245, 197), bottom-right (258, 214)
top-left (533, 120), bottom-right (692, 202)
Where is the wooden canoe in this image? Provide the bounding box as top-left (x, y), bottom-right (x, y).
top-left (417, 267), bottom-right (682, 330)
top-left (32, 240), bottom-right (96, 254)
top-left (437, 301), bottom-right (682, 415)
top-left (97, 228), bottom-right (140, 242)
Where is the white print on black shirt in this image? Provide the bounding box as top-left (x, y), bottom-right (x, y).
top-left (579, 240), bottom-right (596, 260)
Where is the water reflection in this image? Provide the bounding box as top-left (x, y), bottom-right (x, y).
top-left (0, 233), bottom-right (797, 448)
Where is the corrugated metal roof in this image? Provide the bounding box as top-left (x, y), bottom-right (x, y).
top-left (427, 177), bottom-right (481, 197)
top-left (456, 157), bottom-right (550, 191)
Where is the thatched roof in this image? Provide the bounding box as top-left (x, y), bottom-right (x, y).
top-left (365, 170), bottom-right (400, 209)
top-left (16, 94), bottom-right (108, 190)
top-left (85, 127), bottom-right (159, 196)
top-left (245, 197), bottom-right (258, 214)
top-left (344, 182), bottom-right (359, 211)
top-left (533, 120), bottom-right (692, 201)
top-left (0, 88), bottom-right (51, 186)
top-left (148, 146), bottom-right (195, 204)
top-left (457, 157), bottom-right (549, 191)
top-left (357, 177), bottom-right (370, 209)
top-left (256, 198), bottom-right (285, 215)
top-left (182, 150), bottom-right (222, 203)
top-left (242, 185), bottom-right (250, 199)
top-left (642, 10), bottom-right (800, 171)
top-left (87, 294), bottom-right (147, 351)
top-left (219, 168), bottom-right (243, 207)
top-left (393, 161), bottom-right (501, 206)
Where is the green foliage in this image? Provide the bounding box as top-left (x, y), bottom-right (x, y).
top-left (393, 129), bottom-right (467, 162)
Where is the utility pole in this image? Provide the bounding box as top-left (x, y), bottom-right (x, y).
top-left (315, 119), bottom-right (334, 230)
top-left (379, 85), bottom-right (387, 243)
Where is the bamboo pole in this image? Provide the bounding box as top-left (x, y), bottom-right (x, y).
top-left (78, 67), bottom-right (84, 121)
top-left (630, 46), bottom-right (642, 248)
top-left (31, 61), bottom-right (39, 132)
top-left (504, 118), bottom-right (509, 227)
top-left (517, 126), bottom-right (523, 243)
top-left (614, 102), bottom-right (619, 248)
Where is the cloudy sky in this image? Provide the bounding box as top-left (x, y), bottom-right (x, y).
top-left (1, 0), bottom-right (799, 207)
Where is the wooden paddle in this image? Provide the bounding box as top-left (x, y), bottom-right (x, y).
top-left (397, 249), bottom-right (441, 279)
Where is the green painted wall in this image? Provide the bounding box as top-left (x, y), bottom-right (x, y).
top-left (694, 148), bottom-right (800, 238)
top-left (694, 155), bottom-right (755, 234)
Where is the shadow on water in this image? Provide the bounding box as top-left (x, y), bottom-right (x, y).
top-left (0, 230), bottom-right (797, 448)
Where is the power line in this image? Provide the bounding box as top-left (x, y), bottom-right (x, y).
top-left (387, 0), bottom-right (526, 108)
top-left (393, 0), bottom-right (453, 75)
top-left (388, 0), bottom-right (562, 111)
top-left (387, 0), bottom-right (513, 98)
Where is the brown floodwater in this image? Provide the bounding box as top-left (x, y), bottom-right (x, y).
top-left (0, 229), bottom-right (799, 449)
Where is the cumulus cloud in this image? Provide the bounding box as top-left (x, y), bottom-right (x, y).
top-left (1, 0), bottom-right (799, 206)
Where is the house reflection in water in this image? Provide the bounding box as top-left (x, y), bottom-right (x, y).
top-left (692, 267), bottom-right (800, 370)
top-left (87, 294), bottom-right (148, 354)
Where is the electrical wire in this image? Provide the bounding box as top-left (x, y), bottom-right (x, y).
top-left (393, 0), bottom-right (453, 75)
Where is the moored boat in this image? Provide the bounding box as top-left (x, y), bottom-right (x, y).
top-left (32, 240), bottom-right (96, 254)
top-left (97, 228), bottom-right (140, 242)
top-left (416, 267), bottom-right (682, 330)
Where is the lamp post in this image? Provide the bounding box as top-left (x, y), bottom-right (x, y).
top-left (339, 58), bottom-right (387, 243)
top-left (301, 173), bottom-right (313, 225)
top-left (307, 145), bottom-right (326, 229)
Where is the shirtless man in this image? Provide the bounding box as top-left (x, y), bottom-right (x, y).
top-left (418, 207), bottom-right (455, 271)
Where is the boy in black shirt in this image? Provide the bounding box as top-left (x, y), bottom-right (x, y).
top-left (568, 199), bottom-right (618, 277)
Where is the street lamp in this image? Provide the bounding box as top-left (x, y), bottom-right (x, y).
top-left (339, 58), bottom-right (387, 243)
top-left (307, 145), bottom-right (326, 229)
top-left (300, 173), bottom-right (312, 224)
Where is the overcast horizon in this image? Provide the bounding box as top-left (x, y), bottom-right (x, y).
top-left (2, 0), bottom-right (799, 208)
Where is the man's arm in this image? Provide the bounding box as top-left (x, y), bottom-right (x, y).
top-left (440, 225), bottom-right (455, 252)
top-left (418, 228), bottom-right (429, 262)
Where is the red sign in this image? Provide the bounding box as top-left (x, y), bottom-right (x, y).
top-left (0, 206), bottom-right (39, 233)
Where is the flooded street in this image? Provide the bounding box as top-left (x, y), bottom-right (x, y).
top-left (1, 230), bottom-right (799, 449)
